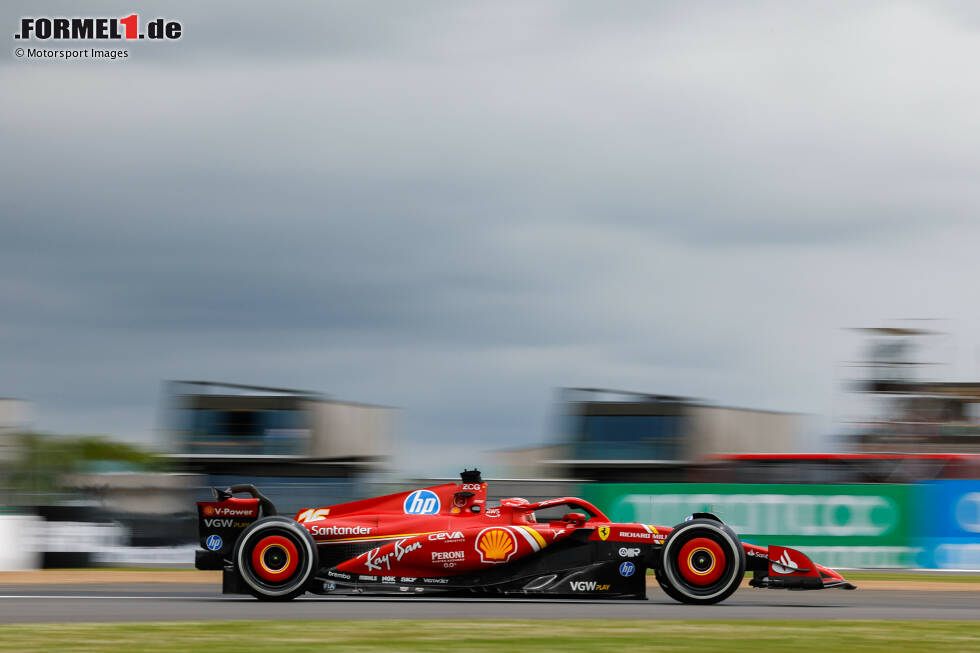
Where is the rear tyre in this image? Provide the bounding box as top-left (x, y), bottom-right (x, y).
top-left (655, 518), bottom-right (745, 605)
top-left (234, 516), bottom-right (318, 601)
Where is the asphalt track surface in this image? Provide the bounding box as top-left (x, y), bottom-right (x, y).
top-left (1, 584), bottom-right (978, 622)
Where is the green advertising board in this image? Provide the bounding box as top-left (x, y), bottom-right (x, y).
top-left (582, 483), bottom-right (918, 568)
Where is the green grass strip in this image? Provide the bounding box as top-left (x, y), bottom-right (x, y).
top-left (0, 620), bottom-right (978, 653)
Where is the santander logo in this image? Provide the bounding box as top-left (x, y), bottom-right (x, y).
top-left (771, 550), bottom-right (799, 574)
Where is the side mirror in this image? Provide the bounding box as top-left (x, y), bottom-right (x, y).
top-left (562, 512), bottom-right (587, 525)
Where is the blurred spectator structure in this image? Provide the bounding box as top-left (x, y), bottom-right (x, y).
top-left (0, 398), bottom-right (31, 465)
top-left (164, 381), bottom-right (396, 514)
top-left (0, 382), bottom-right (397, 569)
top-left (502, 388), bottom-right (803, 481)
top-left (846, 327), bottom-right (980, 454)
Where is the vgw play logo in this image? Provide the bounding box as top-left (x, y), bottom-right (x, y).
top-left (404, 489), bottom-right (440, 515)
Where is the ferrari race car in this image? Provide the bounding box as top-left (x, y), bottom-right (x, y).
top-left (195, 469), bottom-right (856, 604)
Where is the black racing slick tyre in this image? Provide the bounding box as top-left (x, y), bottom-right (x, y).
top-left (234, 516), bottom-right (318, 601)
top-left (655, 518), bottom-right (746, 605)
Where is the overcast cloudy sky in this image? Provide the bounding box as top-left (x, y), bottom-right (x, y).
top-left (4, 1), bottom-right (980, 473)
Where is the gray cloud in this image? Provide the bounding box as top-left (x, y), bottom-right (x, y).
top-left (4, 1), bottom-right (980, 473)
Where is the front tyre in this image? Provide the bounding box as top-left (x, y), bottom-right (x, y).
top-left (234, 516), bottom-right (318, 601)
top-left (655, 518), bottom-right (745, 605)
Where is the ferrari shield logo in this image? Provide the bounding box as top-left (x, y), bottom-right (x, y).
top-left (597, 526), bottom-right (610, 541)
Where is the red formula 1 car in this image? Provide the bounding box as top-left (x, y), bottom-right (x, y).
top-left (194, 469), bottom-right (856, 603)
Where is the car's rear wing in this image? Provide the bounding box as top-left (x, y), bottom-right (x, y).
top-left (195, 485), bottom-right (277, 570)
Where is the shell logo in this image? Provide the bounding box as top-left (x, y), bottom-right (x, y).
top-left (203, 506), bottom-right (214, 516)
top-left (475, 527), bottom-right (517, 564)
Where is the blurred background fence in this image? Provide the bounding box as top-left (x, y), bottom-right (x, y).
top-left (2, 474), bottom-right (977, 571)
top-left (3, 330), bottom-right (980, 571)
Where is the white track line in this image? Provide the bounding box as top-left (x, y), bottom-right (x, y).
top-left (0, 595), bottom-right (214, 600)
top-left (0, 595), bottom-right (649, 604)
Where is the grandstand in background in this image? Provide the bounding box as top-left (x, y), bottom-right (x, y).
top-left (504, 387), bottom-right (804, 482)
top-left (845, 327), bottom-right (980, 454)
top-left (163, 380), bottom-right (396, 513)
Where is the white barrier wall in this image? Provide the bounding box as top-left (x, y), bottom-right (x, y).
top-left (0, 515), bottom-right (42, 571)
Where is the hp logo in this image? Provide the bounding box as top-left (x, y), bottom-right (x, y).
top-left (205, 534), bottom-right (223, 551)
top-left (619, 561), bottom-right (635, 577)
top-left (404, 489), bottom-right (440, 515)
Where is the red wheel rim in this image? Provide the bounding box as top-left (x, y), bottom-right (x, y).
top-left (677, 537), bottom-right (725, 585)
top-left (250, 535), bottom-right (299, 582)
